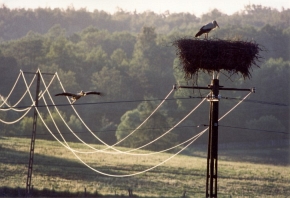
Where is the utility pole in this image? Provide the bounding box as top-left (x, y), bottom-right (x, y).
top-left (206, 78), bottom-right (219, 197)
top-left (22, 71), bottom-right (55, 195)
top-left (26, 71), bottom-right (40, 195)
top-left (176, 75), bottom-right (254, 198)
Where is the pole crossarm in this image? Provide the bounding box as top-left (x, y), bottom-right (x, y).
top-left (175, 85), bottom-right (255, 93)
top-left (22, 71), bottom-right (55, 75)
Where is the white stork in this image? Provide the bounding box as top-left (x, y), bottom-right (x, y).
top-left (195, 20), bottom-right (219, 39)
top-left (55, 90), bottom-right (102, 104)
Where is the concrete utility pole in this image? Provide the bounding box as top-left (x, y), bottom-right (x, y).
top-left (206, 78), bottom-right (219, 197)
top-left (177, 75), bottom-right (254, 198)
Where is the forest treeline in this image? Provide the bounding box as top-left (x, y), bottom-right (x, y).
top-left (0, 4), bottom-right (290, 41)
top-left (0, 4), bottom-right (289, 151)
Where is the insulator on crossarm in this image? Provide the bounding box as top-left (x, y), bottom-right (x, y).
top-left (173, 84), bottom-right (178, 90)
top-left (251, 87), bottom-right (256, 93)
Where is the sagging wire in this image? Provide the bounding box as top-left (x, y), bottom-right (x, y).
top-left (0, 72), bottom-right (36, 111)
top-left (0, 72), bottom-right (22, 108)
top-left (123, 97), bottom-right (206, 153)
top-left (41, 92), bottom-right (205, 155)
top-left (42, 94), bottom-right (207, 156)
top-left (0, 70), bottom-right (57, 124)
top-left (21, 69), bottom-right (252, 177)
top-left (42, 71), bottom-right (205, 154)
top-left (0, 105), bottom-right (32, 124)
top-left (20, 70), bottom-right (207, 177)
top-left (66, 91), bottom-right (252, 177)
top-left (38, 72), bottom-right (122, 153)
top-left (54, 72), bottom-right (186, 153)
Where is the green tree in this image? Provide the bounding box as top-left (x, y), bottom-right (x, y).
top-left (239, 58), bottom-right (290, 128)
top-left (84, 46), bottom-right (110, 72)
top-left (116, 99), bottom-right (177, 151)
top-left (91, 66), bottom-right (133, 101)
top-left (67, 114), bottom-right (83, 131)
top-left (246, 115), bottom-right (286, 141)
top-left (18, 114), bottom-right (45, 137)
top-left (110, 48), bottom-right (129, 68)
top-left (95, 115), bottom-right (117, 145)
top-left (3, 33), bottom-right (44, 69)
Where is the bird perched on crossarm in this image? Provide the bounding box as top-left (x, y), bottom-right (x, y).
top-left (195, 20), bottom-right (219, 39)
top-left (55, 90), bottom-right (102, 104)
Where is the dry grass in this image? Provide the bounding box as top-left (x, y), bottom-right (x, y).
top-left (0, 136), bottom-right (289, 197)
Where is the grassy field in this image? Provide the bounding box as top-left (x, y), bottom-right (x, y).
top-left (0, 136), bottom-right (289, 197)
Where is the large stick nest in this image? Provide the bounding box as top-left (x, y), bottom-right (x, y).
top-left (173, 38), bottom-right (262, 80)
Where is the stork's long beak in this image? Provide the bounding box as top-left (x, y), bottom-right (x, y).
top-left (217, 23), bottom-right (220, 28)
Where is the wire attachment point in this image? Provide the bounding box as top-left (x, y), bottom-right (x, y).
top-left (173, 84), bottom-right (178, 90)
top-left (206, 94), bottom-right (221, 102)
top-left (251, 87), bottom-right (256, 93)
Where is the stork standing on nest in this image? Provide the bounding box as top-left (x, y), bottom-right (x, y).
top-left (195, 20), bottom-right (219, 39)
top-left (55, 90), bottom-right (102, 104)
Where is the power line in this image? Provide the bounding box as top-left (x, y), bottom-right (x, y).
top-left (16, 70), bottom-right (206, 158)
top-left (7, 125), bottom-right (202, 138)
top-left (221, 96), bottom-right (288, 107)
top-left (5, 123), bottom-right (288, 139)
top-left (21, 91), bottom-right (261, 177)
top-left (1, 96), bottom-right (288, 110)
top-left (219, 125), bottom-right (289, 135)
top-left (2, 70), bottom-right (288, 178)
top-left (45, 72), bottom-right (187, 154)
top-left (0, 96), bottom-right (204, 110)
top-left (0, 72), bottom-right (36, 110)
top-left (1, 70), bottom-right (288, 111)
top-left (2, 87), bottom-right (253, 158)
top-left (20, 70), bottom-right (206, 157)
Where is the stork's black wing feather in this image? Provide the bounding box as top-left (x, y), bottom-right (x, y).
top-left (55, 92), bottom-right (76, 97)
top-left (195, 28), bottom-right (211, 37)
top-left (195, 30), bottom-right (203, 37)
top-left (84, 91), bottom-right (102, 95)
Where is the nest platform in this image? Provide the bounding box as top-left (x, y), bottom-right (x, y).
top-left (173, 38), bottom-right (262, 80)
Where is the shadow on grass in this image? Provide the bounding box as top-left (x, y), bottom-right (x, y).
top-left (0, 186), bottom-right (139, 197)
top-left (0, 146), bottom-right (197, 198)
top-left (0, 186), bottom-right (188, 197)
top-left (1, 146), bottom-right (140, 182)
top-left (191, 146), bottom-right (289, 166)
top-left (219, 147), bottom-right (289, 166)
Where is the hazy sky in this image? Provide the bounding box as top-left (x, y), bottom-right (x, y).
top-left (1, 0), bottom-right (289, 16)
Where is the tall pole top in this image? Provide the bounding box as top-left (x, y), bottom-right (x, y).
top-left (212, 71), bottom-right (220, 80)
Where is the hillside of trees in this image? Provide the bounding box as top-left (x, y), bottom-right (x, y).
top-left (0, 4), bottom-right (289, 151)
